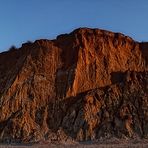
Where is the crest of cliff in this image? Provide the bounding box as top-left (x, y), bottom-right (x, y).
top-left (0, 28), bottom-right (147, 143)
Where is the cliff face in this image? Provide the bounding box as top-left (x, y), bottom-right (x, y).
top-left (0, 28), bottom-right (147, 143)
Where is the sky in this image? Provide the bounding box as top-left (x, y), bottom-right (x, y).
top-left (0, 0), bottom-right (148, 52)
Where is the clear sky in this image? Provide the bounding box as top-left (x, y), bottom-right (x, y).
top-left (0, 0), bottom-right (148, 52)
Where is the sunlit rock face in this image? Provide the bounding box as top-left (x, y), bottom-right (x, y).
top-left (0, 28), bottom-right (147, 143)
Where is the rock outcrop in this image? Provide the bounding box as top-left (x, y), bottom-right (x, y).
top-left (0, 28), bottom-right (147, 143)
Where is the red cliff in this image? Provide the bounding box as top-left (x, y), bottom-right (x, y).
top-left (0, 28), bottom-right (147, 143)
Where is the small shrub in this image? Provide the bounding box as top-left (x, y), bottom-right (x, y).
top-left (8, 45), bottom-right (17, 51)
top-left (26, 40), bottom-right (33, 44)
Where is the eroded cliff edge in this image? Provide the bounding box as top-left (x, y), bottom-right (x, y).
top-left (0, 28), bottom-right (147, 143)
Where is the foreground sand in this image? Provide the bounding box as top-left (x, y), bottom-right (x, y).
top-left (0, 139), bottom-right (148, 148)
top-left (0, 144), bottom-right (148, 148)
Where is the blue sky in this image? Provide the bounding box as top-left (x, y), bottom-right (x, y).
top-left (0, 0), bottom-right (148, 52)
